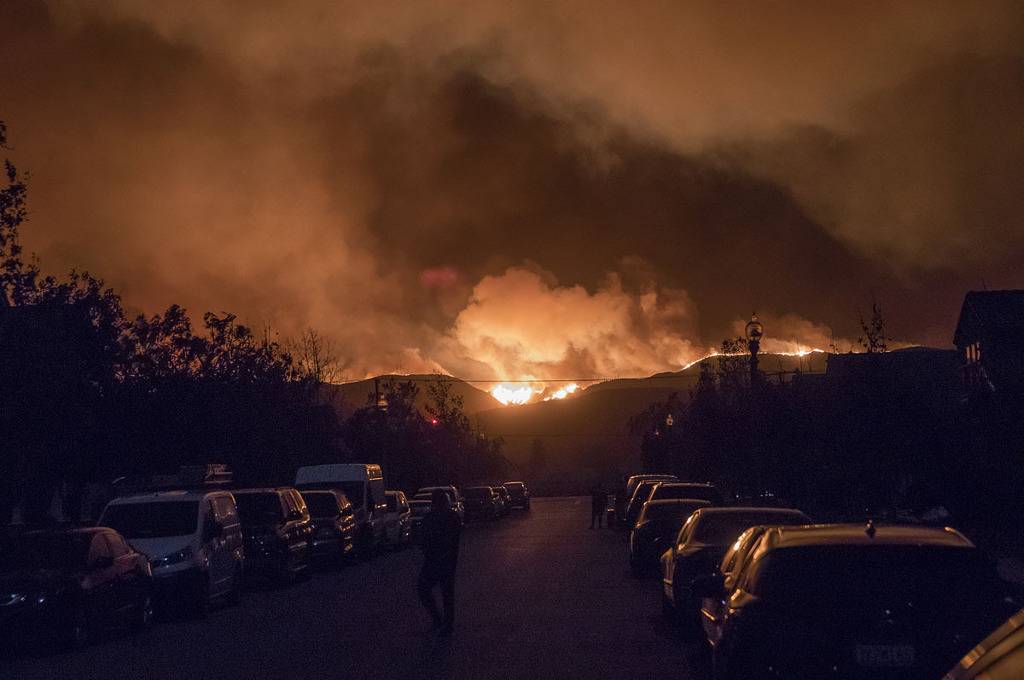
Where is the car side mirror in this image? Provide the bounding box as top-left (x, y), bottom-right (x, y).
top-left (690, 573), bottom-right (726, 599)
top-left (90, 556), bottom-right (114, 571)
top-left (203, 518), bottom-right (223, 542)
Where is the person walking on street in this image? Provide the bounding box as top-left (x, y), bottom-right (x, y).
top-left (590, 486), bottom-right (608, 529)
top-left (418, 489), bottom-right (462, 636)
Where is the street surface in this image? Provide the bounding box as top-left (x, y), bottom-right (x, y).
top-left (1, 497), bottom-right (703, 680)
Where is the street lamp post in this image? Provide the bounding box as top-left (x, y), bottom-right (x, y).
top-left (745, 314), bottom-right (764, 386)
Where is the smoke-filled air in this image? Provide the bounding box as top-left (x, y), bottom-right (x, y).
top-left (3, 0), bottom-right (1022, 388)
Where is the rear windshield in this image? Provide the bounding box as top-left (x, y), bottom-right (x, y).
top-left (102, 501), bottom-right (199, 539)
top-left (693, 512), bottom-right (807, 545)
top-left (297, 481), bottom-right (364, 508)
top-left (748, 545), bottom-right (1005, 606)
top-left (652, 485), bottom-right (723, 504)
top-left (464, 488), bottom-right (492, 498)
top-left (1, 533), bottom-right (92, 570)
top-left (302, 493), bottom-right (339, 518)
top-left (235, 494), bottom-right (284, 525)
top-left (641, 502), bottom-right (708, 524)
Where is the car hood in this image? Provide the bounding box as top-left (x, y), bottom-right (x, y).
top-left (0, 569), bottom-right (76, 594)
top-left (129, 535), bottom-right (193, 560)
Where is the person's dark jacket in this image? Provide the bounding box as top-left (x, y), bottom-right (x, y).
top-left (420, 507), bottom-right (462, 576)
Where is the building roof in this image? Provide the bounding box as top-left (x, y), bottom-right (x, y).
top-left (954, 290), bottom-right (1024, 346)
top-left (763, 523), bottom-right (972, 550)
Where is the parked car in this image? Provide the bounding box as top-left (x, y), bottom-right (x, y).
top-left (618, 475), bottom-right (675, 528)
top-left (100, 489), bottom-right (244, 614)
top-left (233, 488), bottom-right (312, 583)
top-left (699, 523), bottom-right (810, 647)
top-left (409, 499), bottom-right (432, 539)
top-left (660, 506), bottom-right (811, 635)
top-left (699, 523), bottom-right (1018, 680)
top-left (463, 486), bottom-right (500, 521)
top-left (299, 490), bottom-right (356, 563)
top-left (944, 607), bottom-right (1024, 679)
top-left (625, 479), bottom-right (678, 530)
top-left (629, 499), bottom-right (711, 575)
top-left (414, 486), bottom-right (465, 524)
top-left (0, 527), bottom-right (153, 649)
top-left (494, 486), bottom-right (512, 516)
top-left (295, 464), bottom-right (387, 555)
top-left (623, 474), bottom-right (678, 504)
top-left (502, 481), bottom-right (531, 510)
top-left (648, 482), bottom-right (724, 505)
top-left (383, 490), bottom-right (412, 548)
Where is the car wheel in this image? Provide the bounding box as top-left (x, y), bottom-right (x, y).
top-left (193, 576), bottom-right (210, 618)
top-left (226, 565), bottom-right (243, 606)
top-left (661, 590), bottom-right (673, 615)
top-left (133, 594), bottom-right (154, 632)
top-left (60, 605), bottom-right (89, 650)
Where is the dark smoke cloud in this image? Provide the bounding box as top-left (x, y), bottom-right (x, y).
top-left (1, 1), bottom-right (1022, 380)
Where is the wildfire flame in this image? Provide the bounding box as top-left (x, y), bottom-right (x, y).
top-left (544, 383), bottom-right (578, 401)
top-left (490, 382), bottom-right (579, 406)
top-left (491, 384), bottom-right (536, 405)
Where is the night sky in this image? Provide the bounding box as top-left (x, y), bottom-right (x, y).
top-left (2, 1), bottom-right (1022, 384)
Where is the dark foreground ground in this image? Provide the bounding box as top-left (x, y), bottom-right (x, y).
top-left (1, 497), bottom-right (703, 680)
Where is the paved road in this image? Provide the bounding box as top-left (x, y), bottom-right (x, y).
top-left (1, 497), bottom-right (704, 680)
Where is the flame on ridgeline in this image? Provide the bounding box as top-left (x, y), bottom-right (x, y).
top-left (491, 384), bottom-right (537, 405)
top-left (490, 348), bottom-right (828, 406)
top-left (490, 382), bottom-right (579, 406)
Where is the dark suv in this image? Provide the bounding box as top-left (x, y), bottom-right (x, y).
top-left (233, 488), bottom-right (312, 583)
top-left (463, 487), bottom-right (499, 521)
top-left (502, 481), bottom-right (531, 510)
top-left (300, 490), bottom-right (356, 563)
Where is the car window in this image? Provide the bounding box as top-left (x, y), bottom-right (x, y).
top-left (88, 533), bottom-right (112, 565)
top-left (104, 532), bottom-right (130, 558)
top-left (216, 496), bottom-right (239, 524)
top-left (101, 501), bottom-right (200, 539)
top-left (290, 490), bottom-right (308, 517)
top-left (235, 493), bottom-right (285, 525)
top-left (676, 514), bottom-right (698, 547)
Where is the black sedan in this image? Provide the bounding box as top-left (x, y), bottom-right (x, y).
top-left (0, 527), bottom-right (153, 650)
top-left (703, 523), bottom-right (1021, 679)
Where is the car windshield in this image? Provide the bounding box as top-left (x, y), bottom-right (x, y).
top-left (652, 485), bottom-right (723, 504)
top-left (641, 502), bottom-right (708, 524)
top-left (386, 495), bottom-right (398, 512)
top-left (302, 493), bottom-right (339, 518)
top-left (504, 483), bottom-right (524, 492)
top-left (409, 501), bottom-right (431, 515)
top-left (298, 481), bottom-right (364, 507)
top-left (749, 545), bottom-right (1006, 608)
top-left (235, 494), bottom-right (284, 525)
top-left (465, 488), bottom-right (492, 498)
top-left (692, 511), bottom-right (807, 545)
top-left (102, 501), bottom-right (199, 539)
top-left (0, 533), bottom-right (92, 571)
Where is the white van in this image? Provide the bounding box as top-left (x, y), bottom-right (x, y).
top-left (99, 490), bottom-right (244, 613)
top-left (295, 464), bottom-right (386, 554)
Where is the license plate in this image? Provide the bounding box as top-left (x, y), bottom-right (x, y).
top-left (855, 644), bottom-right (915, 668)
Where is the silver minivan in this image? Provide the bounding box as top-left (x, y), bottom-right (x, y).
top-left (99, 490), bottom-right (244, 614)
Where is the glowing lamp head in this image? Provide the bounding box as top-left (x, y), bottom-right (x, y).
top-left (745, 314), bottom-right (764, 343)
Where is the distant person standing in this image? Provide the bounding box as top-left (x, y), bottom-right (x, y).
top-left (590, 486), bottom-right (608, 529)
top-left (418, 489), bottom-right (462, 636)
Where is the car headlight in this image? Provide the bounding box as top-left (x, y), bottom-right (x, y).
top-left (1, 593), bottom-right (27, 607)
top-left (153, 545), bottom-right (194, 567)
